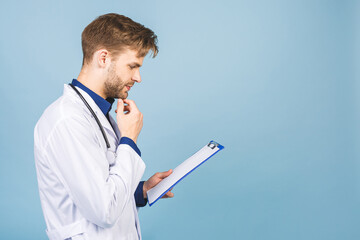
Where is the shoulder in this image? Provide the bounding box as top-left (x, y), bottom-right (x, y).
top-left (34, 87), bottom-right (91, 148)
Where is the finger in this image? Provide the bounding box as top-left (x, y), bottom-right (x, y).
top-left (156, 169), bottom-right (173, 179)
top-left (123, 105), bottom-right (130, 113)
top-left (166, 191), bottom-right (174, 197)
top-left (115, 106), bottom-right (128, 113)
top-left (162, 191), bottom-right (174, 198)
top-left (123, 99), bottom-right (138, 111)
top-left (123, 99), bottom-right (134, 105)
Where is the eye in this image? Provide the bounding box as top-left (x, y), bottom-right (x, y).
top-left (129, 65), bottom-right (136, 69)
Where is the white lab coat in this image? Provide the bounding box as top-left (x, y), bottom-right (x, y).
top-left (34, 84), bottom-right (146, 240)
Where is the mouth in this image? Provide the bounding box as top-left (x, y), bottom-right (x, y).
top-left (126, 86), bottom-right (131, 91)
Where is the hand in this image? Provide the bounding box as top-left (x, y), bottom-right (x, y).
top-left (116, 99), bottom-right (143, 143)
top-left (143, 169), bottom-right (174, 199)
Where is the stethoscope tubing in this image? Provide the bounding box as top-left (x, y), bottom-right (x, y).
top-left (69, 83), bottom-right (111, 149)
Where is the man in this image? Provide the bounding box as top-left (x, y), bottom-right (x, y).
top-left (34, 13), bottom-right (173, 240)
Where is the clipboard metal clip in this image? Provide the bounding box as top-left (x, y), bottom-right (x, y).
top-left (207, 141), bottom-right (219, 149)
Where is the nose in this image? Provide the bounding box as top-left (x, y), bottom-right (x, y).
top-left (132, 69), bottom-right (141, 83)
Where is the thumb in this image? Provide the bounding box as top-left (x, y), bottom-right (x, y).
top-left (158, 169), bottom-right (172, 179)
top-left (116, 99), bottom-right (124, 115)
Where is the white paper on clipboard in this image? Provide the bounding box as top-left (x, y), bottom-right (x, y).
top-left (147, 140), bottom-right (224, 206)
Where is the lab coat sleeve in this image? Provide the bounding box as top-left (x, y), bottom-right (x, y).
top-left (43, 115), bottom-right (145, 228)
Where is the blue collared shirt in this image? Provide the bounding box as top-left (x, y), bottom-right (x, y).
top-left (71, 79), bottom-right (147, 207)
top-left (72, 79), bottom-right (114, 116)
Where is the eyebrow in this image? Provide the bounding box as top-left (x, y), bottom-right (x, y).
top-left (129, 62), bottom-right (142, 67)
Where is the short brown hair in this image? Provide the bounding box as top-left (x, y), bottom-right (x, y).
top-left (81, 13), bottom-right (158, 65)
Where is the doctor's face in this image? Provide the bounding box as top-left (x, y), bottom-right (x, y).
top-left (104, 48), bottom-right (144, 99)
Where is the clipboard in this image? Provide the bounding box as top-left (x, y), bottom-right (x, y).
top-left (147, 140), bottom-right (224, 206)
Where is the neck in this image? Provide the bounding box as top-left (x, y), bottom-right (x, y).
top-left (77, 67), bottom-right (107, 99)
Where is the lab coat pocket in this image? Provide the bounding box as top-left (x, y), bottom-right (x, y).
top-left (46, 219), bottom-right (86, 240)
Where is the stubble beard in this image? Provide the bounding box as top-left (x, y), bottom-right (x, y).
top-left (104, 63), bottom-right (128, 99)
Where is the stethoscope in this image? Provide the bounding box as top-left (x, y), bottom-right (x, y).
top-left (69, 83), bottom-right (111, 149)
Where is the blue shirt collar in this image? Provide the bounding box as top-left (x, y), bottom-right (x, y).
top-left (71, 79), bottom-right (115, 116)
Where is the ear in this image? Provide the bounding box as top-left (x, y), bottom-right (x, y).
top-left (95, 49), bottom-right (111, 68)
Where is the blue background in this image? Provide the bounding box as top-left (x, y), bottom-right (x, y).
top-left (0, 0), bottom-right (359, 239)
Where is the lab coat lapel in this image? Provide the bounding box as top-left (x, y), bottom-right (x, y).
top-left (64, 85), bottom-right (118, 142)
top-left (95, 109), bottom-right (119, 142)
top-left (109, 115), bottom-right (121, 140)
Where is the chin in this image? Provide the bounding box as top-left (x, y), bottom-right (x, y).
top-left (119, 92), bottom-right (128, 100)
